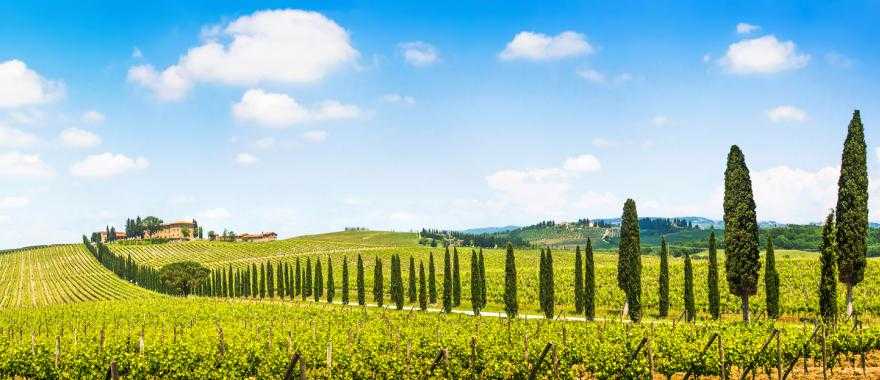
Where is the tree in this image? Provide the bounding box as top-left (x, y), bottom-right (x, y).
top-left (373, 257), bottom-right (384, 307)
top-left (584, 238), bottom-right (596, 321)
top-left (470, 249), bottom-right (482, 315)
top-left (428, 252), bottom-right (437, 304)
top-left (295, 258), bottom-right (301, 297)
top-left (574, 245), bottom-right (584, 313)
top-left (684, 251), bottom-right (695, 322)
top-left (391, 254), bottom-right (404, 310)
top-left (452, 247), bottom-right (461, 307)
top-left (159, 261), bottom-right (209, 296)
top-left (618, 199), bottom-right (642, 322)
top-left (442, 247), bottom-right (452, 313)
top-left (479, 248), bottom-right (487, 309)
top-left (820, 212), bottom-right (838, 322)
top-left (314, 259), bottom-right (323, 302)
top-left (836, 110), bottom-right (868, 317)
top-left (304, 258), bottom-right (312, 298)
top-left (723, 145), bottom-right (761, 322)
top-left (357, 254), bottom-right (366, 306)
top-left (707, 230), bottom-right (721, 320)
top-left (658, 237), bottom-right (670, 318)
top-left (327, 256), bottom-right (335, 304)
top-left (267, 261), bottom-right (275, 298)
top-left (408, 256), bottom-right (417, 303)
top-left (764, 237), bottom-right (780, 319)
top-left (342, 256), bottom-right (349, 305)
top-left (418, 260), bottom-right (428, 311)
top-left (504, 243), bottom-right (518, 318)
top-left (251, 263), bottom-right (258, 298)
top-left (142, 216), bottom-right (164, 236)
top-left (259, 263), bottom-right (266, 298)
top-left (540, 248), bottom-right (555, 319)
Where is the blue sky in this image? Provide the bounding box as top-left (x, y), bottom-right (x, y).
top-left (0, 1), bottom-right (877, 248)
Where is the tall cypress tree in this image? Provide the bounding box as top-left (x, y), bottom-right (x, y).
top-left (723, 145), bottom-right (761, 322)
top-left (684, 251), bottom-right (695, 322)
top-left (418, 260), bottom-right (427, 311)
top-left (373, 256), bottom-right (384, 307)
top-left (765, 237), bottom-right (780, 319)
top-left (278, 262), bottom-right (286, 298)
top-left (408, 256), bottom-right (417, 303)
top-left (428, 252), bottom-right (437, 304)
top-left (541, 248), bottom-right (555, 319)
top-left (259, 263), bottom-right (267, 298)
top-left (658, 237), bottom-right (670, 318)
top-left (618, 199), bottom-right (642, 322)
top-left (313, 259), bottom-right (323, 302)
top-left (342, 256), bottom-right (350, 305)
top-left (327, 256), bottom-right (335, 304)
top-left (452, 247), bottom-right (461, 307)
top-left (442, 247), bottom-right (452, 313)
top-left (287, 263), bottom-right (294, 300)
top-left (478, 248), bottom-right (487, 309)
top-left (267, 261), bottom-right (275, 298)
top-left (574, 245), bottom-right (584, 313)
top-left (392, 254), bottom-right (404, 310)
top-left (584, 238), bottom-right (595, 321)
top-left (707, 230), bottom-right (721, 320)
top-left (357, 254), bottom-right (366, 306)
top-left (304, 258), bottom-right (312, 298)
top-left (836, 110), bottom-right (868, 317)
top-left (470, 249), bottom-right (482, 315)
top-left (819, 212), bottom-right (838, 322)
top-left (252, 263), bottom-right (258, 299)
top-left (504, 243), bottom-right (518, 318)
top-left (295, 258), bottom-right (301, 297)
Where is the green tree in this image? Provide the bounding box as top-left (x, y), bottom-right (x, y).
top-left (820, 212), bottom-right (838, 322)
top-left (373, 256), bottom-right (384, 307)
top-left (470, 249), bottom-right (482, 315)
top-left (304, 258), bottom-right (312, 298)
top-left (428, 252), bottom-right (437, 304)
top-left (357, 254), bottom-right (366, 306)
top-left (684, 251), bottom-right (695, 322)
top-left (574, 245), bottom-right (584, 313)
top-left (504, 243), bottom-right (518, 318)
top-left (251, 263), bottom-right (258, 299)
top-left (327, 256), bottom-right (335, 304)
top-left (452, 247), bottom-right (461, 307)
top-left (584, 238), bottom-right (595, 321)
top-left (707, 230), bottom-right (721, 320)
top-left (313, 259), bottom-right (323, 302)
top-left (342, 256), bottom-right (349, 305)
top-left (391, 254), bottom-right (404, 310)
top-left (418, 260), bottom-right (427, 311)
top-left (259, 263), bottom-right (266, 299)
top-left (479, 248), bottom-right (487, 309)
top-left (764, 237), bottom-right (780, 319)
top-left (658, 237), bottom-right (670, 318)
top-left (723, 145), bottom-right (761, 322)
top-left (267, 261), bottom-right (275, 298)
top-left (442, 247), bottom-right (452, 313)
top-left (408, 256), bottom-right (416, 303)
top-left (295, 258), bottom-right (301, 297)
top-left (540, 248), bottom-right (555, 319)
top-left (159, 261), bottom-right (209, 296)
top-left (618, 199), bottom-right (642, 322)
top-left (836, 110), bottom-right (868, 317)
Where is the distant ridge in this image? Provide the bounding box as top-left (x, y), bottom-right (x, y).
top-left (459, 225), bottom-right (520, 235)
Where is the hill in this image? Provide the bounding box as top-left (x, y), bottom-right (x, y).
top-left (459, 225), bottom-right (520, 234)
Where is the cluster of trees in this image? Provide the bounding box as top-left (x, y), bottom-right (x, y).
top-left (123, 216), bottom-right (165, 239)
top-left (83, 236), bottom-right (167, 293)
top-left (418, 229), bottom-right (528, 248)
top-left (639, 217), bottom-right (698, 233)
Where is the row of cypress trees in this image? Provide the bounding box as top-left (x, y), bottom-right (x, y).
top-left (83, 236), bottom-right (167, 293)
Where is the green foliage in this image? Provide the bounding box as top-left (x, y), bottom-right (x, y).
top-left (618, 199), bottom-right (642, 322)
top-left (470, 249), bottom-right (482, 315)
top-left (326, 257), bottom-right (335, 304)
top-left (390, 254), bottom-right (403, 310)
top-left (836, 110), bottom-right (869, 316)
top-left (407, 256), bottom-right (416, 303)
top-left (539, 248), bottom-right (555, 319)
top-left (428, 252), bottom-right (437, 304)
top-left (764, 238), bottom-right (780, 319)
top-left (574, 246), bottom-right (583, 313)
top-left (294, 258), bottom-right (301, 297)
top-left (313, 259), bottom-right (323, 302)
top-left (723, 145), bottom-right (760, 321)
top-left (452, 247), bottom-right (461, 307)
top-left (707, 231), bottom-right (721, 320)
top-left (418, 260), bottom-right (427, 311)
top-left (356, 254), bottom-right (365, 306)
top-left (658, 237), bottom-right (669, 318)
top-left (584, 239), bottom-right (596, 320)
top-left (820, 213), bottom-right (838, 322)
top-left (372, 256), bottom-right (383, 307)
top-left (683, 252), bottom-right (695, 322)
top-left (478, 249), bottom-right (487, 309)
top-left (442, 247), bottom-right (452, 313)
top-left (341, 256), bottom-right (349, 305)
top-left (504, 243), bottom-right (518, 318)
top-left (158, 261), bottom-right (210, 296)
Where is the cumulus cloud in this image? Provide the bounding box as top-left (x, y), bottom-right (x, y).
top-left (485, 154), bottom-right (601, 215)
top-left (235, 153), bottom-right (259, 166)
top-left (499, 31), bottom-right (593, 61)
top-left (0, 195), bottom-right (29, 209)
top-left (127, 9), bottom-right (358, 101)
top-left (719, 35), bottom-right (809, 74)
top-left (563, 154), bottom-right (601, 172)
top-left (0, 126), bottom-right (39, 148)
top-left (0, 152), bottom-right (54, 179)
top-left (750, 166), bottom-right (838, 222)
top-left (736, 22), bottom-right (760, 34)
top-left (573, 191), bottom-right (620, 216)
top-left (766, 105), bottom-right (808, 123)
top-left (59, 128), bottom-right (101, 148)
top-left (0, 60), bottom-right (64, 108)
top-left (69, 153), bottom-right (149, 178)
top-left (232, 89), bottom-right (360, 128)
top-left (302, 130), bottom-right (327, 143)
top-left (381, 93), bottom-right (415, 105)
top-left (81, 110), bottom-right (106, 124)
top-left (576, 69), bottom-right (632, 85)
top-left (398, 41), bottom-right (439, 67)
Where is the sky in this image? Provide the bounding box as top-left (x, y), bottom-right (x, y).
top-left (0, 1), bottom-right (878, 248)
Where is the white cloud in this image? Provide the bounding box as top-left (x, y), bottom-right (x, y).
top-left (59, 128), bottom-right (101, 148)
top-left (766, 105), bottom-right (808, 123)
top-left (736, 22), bottom-right (760, 34)
top-left (825, 52), bottom-right (853, 69)
top-left (651, 115), bottom-right (670, 127)
top-left (0, 60), bottom-right (64, 108)
top-left (0, 152), bottom-right (54, 179)
top-left (750, 166), bottom-right (838, 222)
top-left (232, 89), bottom-right (361, 128)
top-left (381, 93), bottom-right (415, 105)
top-left (253, 137), bottom-right (276, 149)
top-left (235, 153), bottom-right (259, 166)
top-left (499, 31), bottom-right (593, 61)
top-left (6, 109), bottom-right (46, 126)
top-left (69, 153), bottom-right (149, 178)
top-left (127, 9), bottom-right (358, 101)
top-left (398, 41), bottom-right (439, 67)
top-left (81, 110), bottom-right (106, 124)
top-left (573, 191), bottom-right (620, 216)
top-left (200, 207), bottom-right (231, 220)
top-left (576, 68), bottom-right (605, 83)
top-left (0, 196), bottom-right (29, 209)
top-left (563, 154), bottom-right (601, 172)
top-left (302, 130), bottom-right (327, 143)
top-left (0, 126), bottom-right (39, 148)
top-left (719, 35), bottom-right (809, 74)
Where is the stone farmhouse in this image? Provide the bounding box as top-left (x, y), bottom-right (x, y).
top-left (144, 220), bottom-right (198, 240)
top-left (97, 230), bottom-right (127, 243)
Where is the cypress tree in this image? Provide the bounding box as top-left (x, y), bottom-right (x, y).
top-left (418, 260), bottom-right (427, 311)
top-left (684, 251), bottom-right (695, 322)
top-left (574, 245), bottom-right (584, 313)
top-left (836, 110), bottom-right (868, 317)
top-left (428, 252), bottom-right (437, 303)
top-left (470, 249), bottom-right (482, 315)
top-left (723, 145), bottom-right (761, 322)
top-left (395, 255), bottom-right (405, 309)
top-left (295, 258), bottom-right (301, 297)
top-left (442, 247), bottom-right (452, 313)
top-left (707, 230), bottom-right (721, 320)
top-left (373, 256), bottom-right (384, 307)
top-left (259, 263), bottom-right (266, 298)
top-left (267, 261), bottom-right (275, 298)
top-left (452, 247), bottom-right (461, 307)
top-left (287, 263), bottom-right (294, 300)
top-left (658, 237), bottom-right (670, 318)
top-left (327, 256), bottom-right (335, 303)
top-left (314, 259), bottom-right (323, 302)
top-left (541, 248), bottom-right (555, 319)
top-left (251, 263), bottom-right (258, 298)
top-left (820, 212), bottom-right (838, 322)
top-left (504, 243), bottom-right (518, 318)
top-left (342, 256), bottom-right (349, 305)
top-left (407, 256), bottom-right (417, 303)
top-left (584, 238), bottom-right (596, 321)
top-left (765, 237), bottom-right (780, 319)
top-left (304, 258), bottom-right (312, 298)
top-left (478, 248), bottom-right (487, 309)
top-left (357, 254), bottom-right (366, 306)
top-left (278, 262), bottom-right (286, 298)
top-left (618, 199), bottom-right (642, 322)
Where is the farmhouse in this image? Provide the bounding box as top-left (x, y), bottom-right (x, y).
top-left (238, 232), bottom-right (278, 242)
top-left (144, 220), bottom-right (198, 240)
top-left (96, 230), bottom-right (127, 243)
